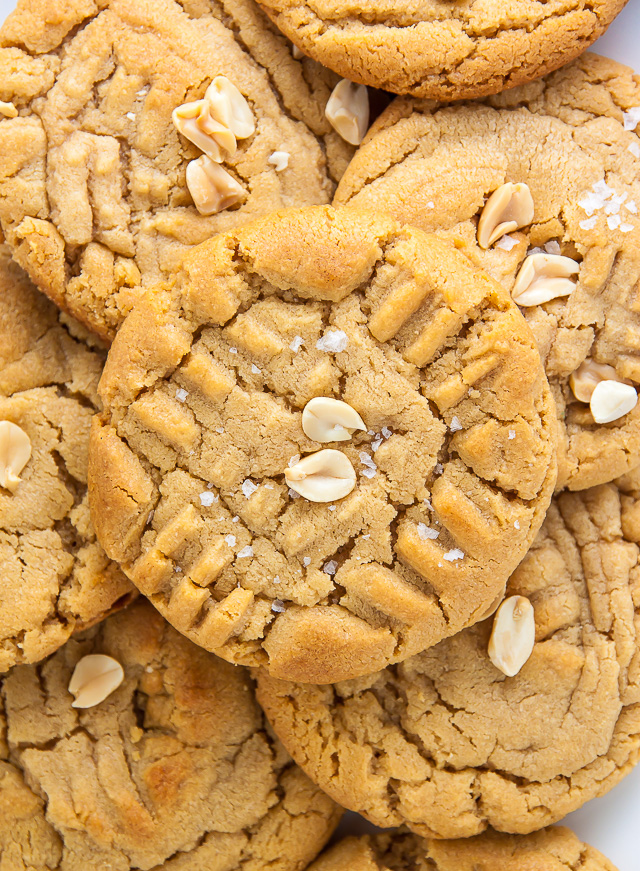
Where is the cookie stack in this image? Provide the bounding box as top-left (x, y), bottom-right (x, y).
top-left (0, 0), bottom-right (637, 868)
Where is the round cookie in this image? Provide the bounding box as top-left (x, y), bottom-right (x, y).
top-left (0, 247), bottom-right (134, 674)
top-left (0, 598), bottom-right (341, 870)
top-left (309, 828), bottom-right (617, 871)
top-left (256, 0), bottom-right (627, 100)
top-left (88, 205), bottom-right (557, 684)
top-left (256, 469), bottom-right (640, 836)
top-left (335, 53), bottom-right (640, 492)
top-left (0, 0), bottom-right (352, 343)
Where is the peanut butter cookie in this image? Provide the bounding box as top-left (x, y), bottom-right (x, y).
top-left (256, 0), bottom-right (627, 100)
top-left (0, 0), bottom-right (352, 343)
top-left (256, 469), bottom-right (640, 836)
top-left (335, 54), bottom-right (640, 491)
top-left (309, 828), bottom-right (617, 871)
top-left (0, 247), bottom-right (134, 674)
top-left (0, 599), bottom-right (341, 870)
top-left (88, 206), bottom-right (556, 684)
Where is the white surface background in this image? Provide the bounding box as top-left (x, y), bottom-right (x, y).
top-left (0, 0), bottom-right (638, 866)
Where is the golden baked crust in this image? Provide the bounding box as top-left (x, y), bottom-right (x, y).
top-left (256, 0), bottom-right (627, 100)
top-left (0, 0), bottom-right (351, 342)
top-left (0, 247), bottom-right (134, 673)
top-left (89, 205), bottom-right (556, 684)
top-left (308, 828), bottom-right (618, 871)
top-left (335, 54), bottom-right (640, 492)
top-left (0, 599), bottom-right (341, 870)
top-left (256, 470), bottom-right (640, 836)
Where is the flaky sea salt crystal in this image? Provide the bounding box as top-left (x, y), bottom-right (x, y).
top-left (593, 179), bottom-right (614, 199)
top-left (543, 240), bottom-right (561, 255)
top-left (426, 201), bottom-right (435, 209)
top-left (316, 329), bottom-right (348, 353)
top-left (272, 599), bottom-right (286, 613)
top-left (434, 463), bottom-right (444, 475)
top-left (251, 364), bottom-right (261, 374)
top-left (303, 557), bottom-right (311, 567)
top-left (323, 560), bottom-right (338, 575)
top-left (443, 548), bottom-right (464, 561)
top-left (175, 387), bottom-right (188, 402)
top-left (514, 520), bottom-right (521, 529)
top-left (199, 492), bottom-right (216, 507)
top-left (288, 488), bottom-right (300, 499)
top-left (626, 200), bottom-right (638, 214)
top-left (290, 335), bottom-right (304, 352)
top-left (237, 545), bottom-right (253, 558)
top-left (232, 515), bottom-right (239, 523)
top-left (628, 142), bottom-right (640, 158)
top-left (417, 523), bottom-right (439, 540)
top-left (362, 533), bottom-right (371, 539)
top-left (328, 505), bottom-right (336, 511)
top-left (580, 217), bottom-right (597, 231)
top-left (359, 451), bottom-right (377, 478)
top-left (273, 575), bottom-right (280, 584)
top-left (450, 416), bottom-right (462, 432)
top-left (242, 479), bottom-right (258, 498)
top-left (608, 215), bottom-right (622, 230)
top-left (621, 223), bottom-right (635, 233)
top-left (288, 454), bottom-right (300, 468)
top-left (508, 430), bottom-right (516, 440)
top-left (225, 534), bottom-right (236, 547)
top-left (371, 437), bottom-right (383, 451)
top-left (495, 234), bottom-right (517, 251)
top-left (382, 426), bottom-right (392, 439)
top-left (215, 426), bottom-right (225, 434)
top-left (623, 107), bottom-right (640, 131)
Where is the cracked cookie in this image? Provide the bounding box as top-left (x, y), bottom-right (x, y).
top-left (0, 598), bottom-right (341, 870)
top-left (256, 468), bottom-right (640, 836)
top-left (88, 205), bottom-right (557, 684)
top-left (255, 0), bottom-right (627, 100)
top-left (335, 54), bottom-right (640, 492)
top-left (308, 828), bottom-right (618, 871)
top-left (0, 246), bottom-right (134, 674)
top-left (0, 0), bottom-right (352, 343)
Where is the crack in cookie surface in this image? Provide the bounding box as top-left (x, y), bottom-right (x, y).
top-left (256, 468), bottom-right (640, 836)
top-left (334, 54), bottom-right (640, 492)
top-left (0, 600), bottom-right (341, 871)
top-left (89, 206), bottom-right (557, 684)
top-left (0, 0), bottom-right (352, 342)
top-left (0, 248), bottom-right (134, 673)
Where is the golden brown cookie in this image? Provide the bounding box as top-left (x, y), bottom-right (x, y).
top-left (309, 828), bottom-right (617, 871)
top-left (0, 247), bottom-right (134, 674)
top-left (0, 0), bottom-right (352, 343)
top-left (256, 0), bottom-right (627, 100)
top-left (256, 469), bottom-right (640, 836)
top-left (0, 598), bottom-right (341, 870)
top-left (88, 205), bottom-right (556, 684)
top-left (335, 54), bottom-right (640, 492)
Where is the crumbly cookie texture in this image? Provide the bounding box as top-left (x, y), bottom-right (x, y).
top-left (0, 247), bottom-right (134, 674)
top-left (309, 828), bottom-right (618, 871)
top-left (256, 0), bottom-right (627, 100)
top-left (0, 599), bottom-right (341, 870)
top-left (256, 470), bottom-right (640, 836)
top-left (89, 205), bottom-right (556, 684)
top-left (0, 0), bottom-right (351, 343)
top-left (335, 54), bottom-right (640, 492)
